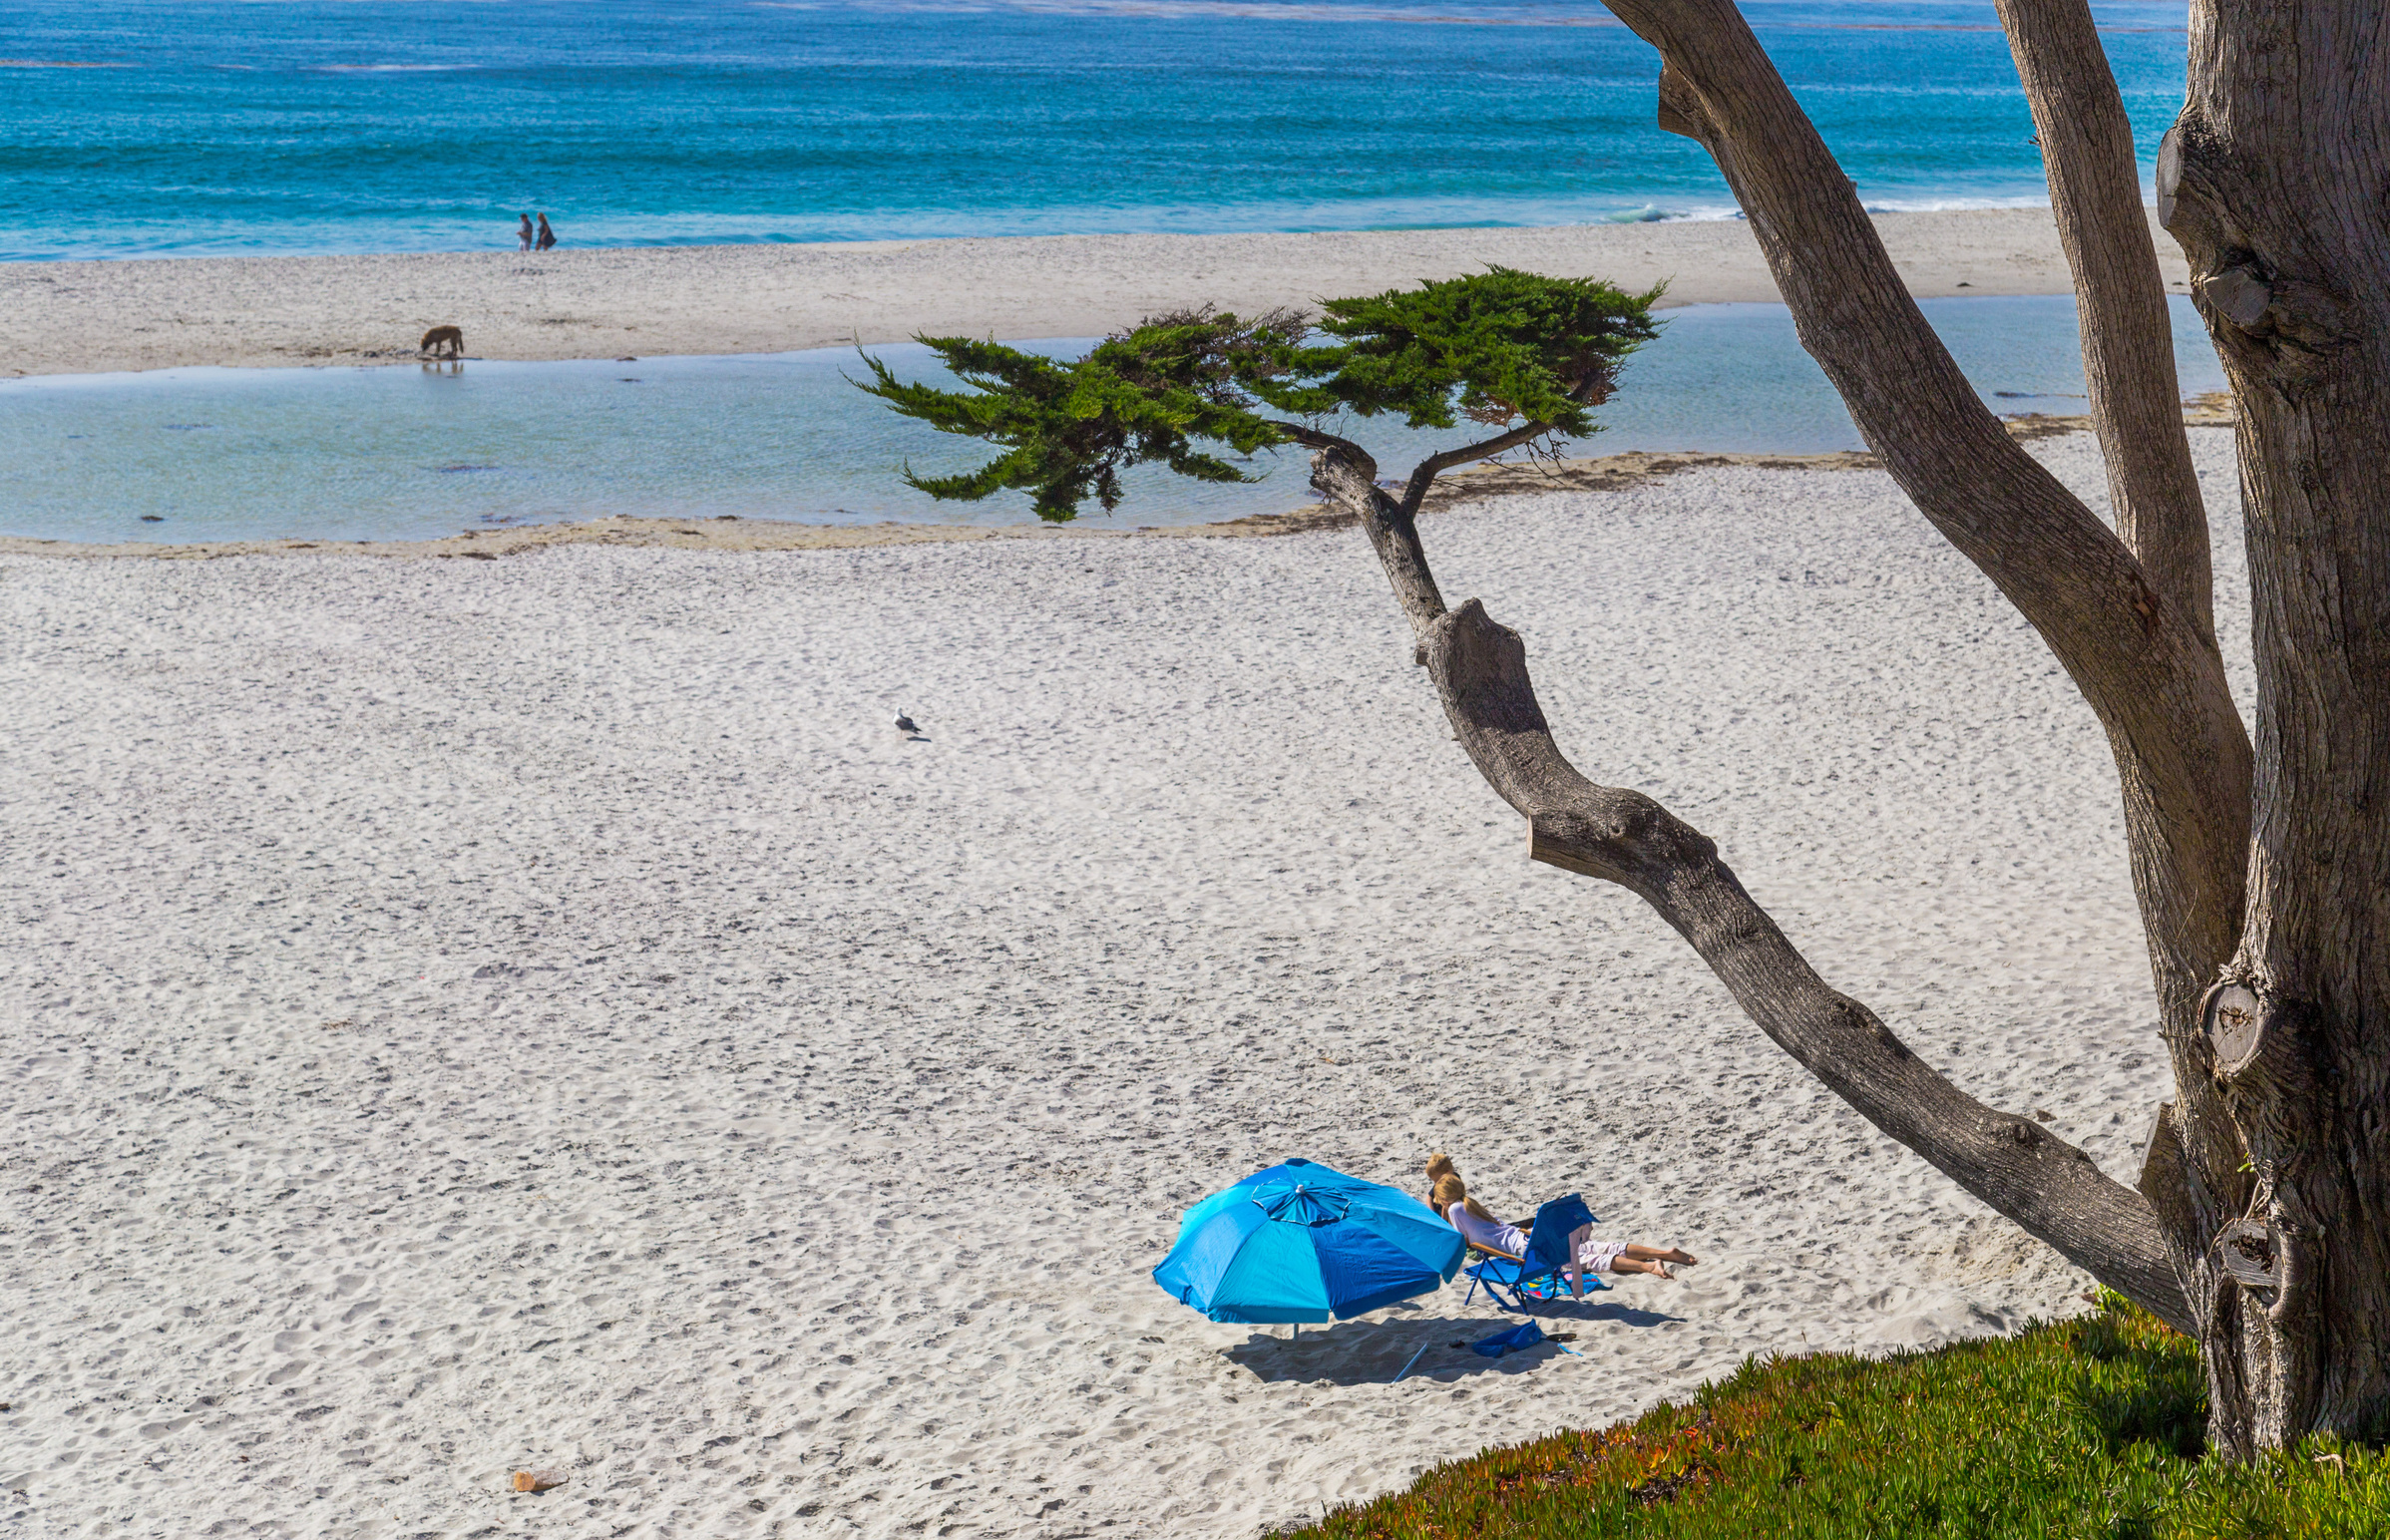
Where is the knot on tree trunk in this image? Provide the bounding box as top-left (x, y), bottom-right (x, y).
top-left (2201, 975), bottom-right (2320, 1105)
top-left (1427, 599), bottom-right (1551, 741)
top-left (2201, 976), bottom-right (2327, 1206)
top-left (1527, 800), bottom-right (1712, 892)
top-left (2190, 266), bottom-right (2355, 358)
top-left (2158, 121), bottom-right (2358, 384)
top-left (1306, 443), bottom-right (1382, 513)
top-left (2215, 1217), bottom-right (2280, 1291)
top-left (2155, 118), bottom-right (2243, 251)
top-left (1654, 64), bottom-right (1720, 147)
top-left (2195, 265), bottom-right (2274, 332)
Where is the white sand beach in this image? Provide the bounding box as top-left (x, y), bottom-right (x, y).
top-left (1, 208), bottom-right (2191, 377)
top-left (1, 427), bottom-right (2244, 1537)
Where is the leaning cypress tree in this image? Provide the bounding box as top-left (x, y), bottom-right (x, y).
top-left (857, 267), bottom-right (1662, 529)
top-left (867, 7), bottom-right (2390, 1443)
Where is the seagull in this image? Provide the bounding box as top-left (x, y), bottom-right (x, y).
top-left (895, 713), bottom-right (920, 735)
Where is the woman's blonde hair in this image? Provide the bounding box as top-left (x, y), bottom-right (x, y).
top-left (1430, 1173), bottom-right (1498, 1224)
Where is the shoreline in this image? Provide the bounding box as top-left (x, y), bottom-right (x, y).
top-left (0, 408), bottom-right (2233, 562)
top-left (0, 208), bottom-right (2190, 379)
top-left (0, 449), bottom-right (1876, 559)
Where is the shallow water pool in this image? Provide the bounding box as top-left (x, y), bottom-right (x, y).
top-left (0, 295), bottom-right (2223, 545)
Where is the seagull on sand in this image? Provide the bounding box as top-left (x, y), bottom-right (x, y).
top-left (895, 713), bottom-right (921, 735)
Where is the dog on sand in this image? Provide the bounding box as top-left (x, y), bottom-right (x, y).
top-left (419, 325), bottom-right (465, 359)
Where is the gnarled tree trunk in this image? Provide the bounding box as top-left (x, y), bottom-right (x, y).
top-left (2154, 1), bottom-right (2390, 1456)
top-left (1306, 0), bottom-right (2387, 1456)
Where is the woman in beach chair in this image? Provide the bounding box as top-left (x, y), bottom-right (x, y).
top-left (1429, 1169), bottom-right (1696, 1303)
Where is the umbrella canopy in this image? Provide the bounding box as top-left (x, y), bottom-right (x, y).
top-left (1151, 1158), bottom-right (1464, 1324)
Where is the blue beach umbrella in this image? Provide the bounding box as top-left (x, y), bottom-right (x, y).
top-left (1152, 1158), bottom-right (1465, 1324)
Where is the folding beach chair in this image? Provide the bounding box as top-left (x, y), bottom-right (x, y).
top-left (1461, 1193), bottom-right (1609, 1310)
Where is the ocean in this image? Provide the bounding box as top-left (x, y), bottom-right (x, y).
top-left (4, 1), bottom-right (2204, 540)
top-left (3, 0), bottom-right (2191, 260)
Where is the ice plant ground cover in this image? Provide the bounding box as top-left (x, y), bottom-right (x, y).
top-left (1285, 1297), bottom-right (2390, 1538)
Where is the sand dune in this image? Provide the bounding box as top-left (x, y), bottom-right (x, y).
top-left (0, 429), bottom-right (2244, 1536)
top-left (0, 208), bottom-right (2192, 378)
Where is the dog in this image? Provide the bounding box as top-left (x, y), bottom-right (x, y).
top-left (419, 325), bottom-right (465, 359)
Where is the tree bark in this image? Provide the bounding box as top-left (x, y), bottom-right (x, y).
top-left (2159, 0), bottom-right (2390, 1455)
top-left (1993, 0), bottom-right (2218, 656)
top-left (1609, 5), bottom-right (2251, 1041)
top-left (1308, 446), bottom-right (2194, 1332)
top-left (1293, 0), bottom-right (2385, 1451)
top-left (1600, 0), bottom-right (2258, 1338)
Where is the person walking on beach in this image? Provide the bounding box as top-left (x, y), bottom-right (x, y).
top-left (518, 213), bottom-right (535, 251)
top-left (535, 213), bottom-right (557, 251)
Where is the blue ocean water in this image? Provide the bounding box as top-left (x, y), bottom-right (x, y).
top-left (2, 0), bottom-right (2189, 259)
top-left (0, 297), bottom-right (2225, 543)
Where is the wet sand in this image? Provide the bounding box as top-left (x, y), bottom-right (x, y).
top-left (1, 208), bottom-right (2191, 378)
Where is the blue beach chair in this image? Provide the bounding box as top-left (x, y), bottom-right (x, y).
top-left (1461, 1193), bottom-right (1609, 1310)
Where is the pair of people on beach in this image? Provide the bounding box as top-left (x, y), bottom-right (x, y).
top-left (1424, 1152), bottom-right (1695, 1296)
top-left (517, 213), bottom-right (557, 251)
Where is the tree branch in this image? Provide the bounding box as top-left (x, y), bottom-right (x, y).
top-left (1307, 440), bottom-right (2193, 1329)
top-left (1993, 0), bottom-right (2217, 654)
top-left (1301, 435), bottom-right (1449, 645)
top-left (1263, 420), bottom-right (1372, 462)
top-left (1396, 418), bottom-right (1562, 520)
top-left (1270, 412), bottom-right (1569, 643)
top-left (1604, 2), bottom-right (2251, 1232)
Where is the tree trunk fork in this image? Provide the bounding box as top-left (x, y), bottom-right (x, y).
top-left (1304, 439), bottom-right (2192, 1331)
top-left (1310, 0), bottom-right (2390, 1449)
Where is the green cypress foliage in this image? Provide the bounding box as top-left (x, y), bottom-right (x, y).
top-left (857, 269), bottom-right (1662, 522)
top-left (1289, 266), bottom-right (1663, 434)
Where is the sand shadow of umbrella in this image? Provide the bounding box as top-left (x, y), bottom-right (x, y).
top-left (1221, 1315), bottom-right (1550, 1386)
top-left (1219, 1297), bottom-right (1686, 1386)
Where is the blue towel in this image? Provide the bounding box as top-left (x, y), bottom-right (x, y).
top-left (1469, 1321), bottom-right (1546, 1358)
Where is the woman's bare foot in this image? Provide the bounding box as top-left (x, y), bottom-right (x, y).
top-left (1620, 1244), bottom-right (1700, 1268)
top-left (1613, 1257), bottom-right (1677, 1279)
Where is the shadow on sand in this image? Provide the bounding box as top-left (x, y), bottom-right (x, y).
top-left (1224, 1294), bottom-right (1686, 1387)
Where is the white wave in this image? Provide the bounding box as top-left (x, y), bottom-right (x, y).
top-left (1602, 202), bottom-right (1748, 223)
top-left (1858, 194), bottom-right (2054, 213)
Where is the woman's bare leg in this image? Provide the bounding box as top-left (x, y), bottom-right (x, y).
top-left (1607, 1244), bottom-right (1699, 1279)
